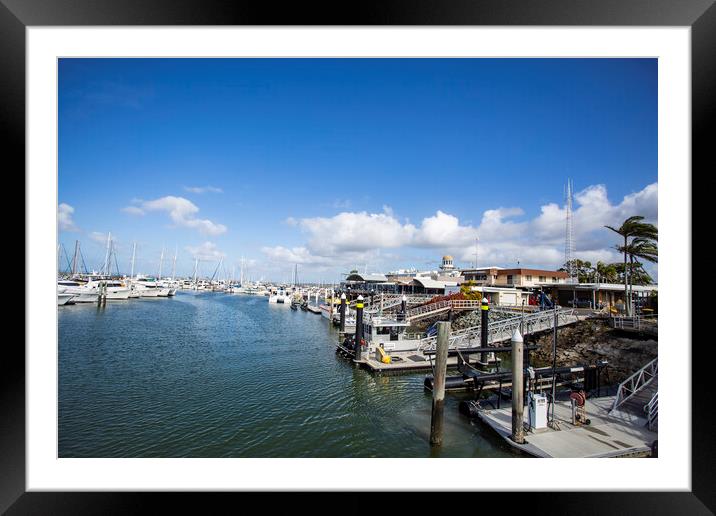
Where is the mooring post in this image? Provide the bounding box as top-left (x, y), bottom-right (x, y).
top-left (401, 294), bottom-right (407, 319)
top-left (480, 297), bottom-right (489, 363)
top-left (329, 290), bottom-right (334, 321)
top-left (339, 292), bottom-right (346, 332)
top-left (511, 329), bottom-right (525, 444)
top-left (354, 295), bottom-right (364, 360)
top-left (380, 293), bottom-right (384, 315)
top-left (430, 321), bottom-right (451, 446)
top-left (551, 306), bottom-right (558, 423)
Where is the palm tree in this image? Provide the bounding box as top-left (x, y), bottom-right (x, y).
top-left (617, 237), bottom-right (658, 309)
top-left (605, 216), bottom-right (658, 315)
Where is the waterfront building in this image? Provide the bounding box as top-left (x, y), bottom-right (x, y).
top-left (461, 267), bottom-right (568, 288)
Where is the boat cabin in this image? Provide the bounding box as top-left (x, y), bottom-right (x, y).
top-left (363, 316), bottom-right (424, 352)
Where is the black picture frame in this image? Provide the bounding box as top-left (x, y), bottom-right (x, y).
top-left (4, 0), bottom-right (713, 513)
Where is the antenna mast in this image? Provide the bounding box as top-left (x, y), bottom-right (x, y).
top-left (474, 236), bottom-right (479, 269)
top-left (565, 179), bottom-right (575, 283)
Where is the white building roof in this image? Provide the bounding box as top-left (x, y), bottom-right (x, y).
top-left (345, 273), bottom-right (389, 282)
top-left (412, 277), bottom-right (447, 289)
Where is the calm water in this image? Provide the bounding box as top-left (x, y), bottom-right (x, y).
top-left (58, 292), bottom-right (515, 457)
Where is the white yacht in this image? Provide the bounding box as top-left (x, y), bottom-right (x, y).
top-left (157, 280), bottom-right (178, 296)
top-left (57, 292), bottom-right (75, 305)
top-left (131, 277), bottom-right (163, 297)
top-left (85, 279), bottom-right (131, 300)
top-left (57, 279), bottom-right (99, 303)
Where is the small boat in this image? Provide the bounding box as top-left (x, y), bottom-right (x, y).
top-left (268, 287), bottom-right (291, 304)
top-left (290, 302), bottom-right (299, 311)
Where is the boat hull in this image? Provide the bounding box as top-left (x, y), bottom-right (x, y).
top-left (57, 293), bottom-right (75, 305)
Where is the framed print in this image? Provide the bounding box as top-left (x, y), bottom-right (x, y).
top-left (4, 0), bottom-right (714, 512)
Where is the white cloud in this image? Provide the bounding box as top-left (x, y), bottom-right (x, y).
top-left (58, 203), bottom-right (78, 232)
top-left (183, 185), bottom-right (223, 194)
top-left (268, 182), bottom-right (658, 272)
top-left (185, 241), bottom-right (226, 261)
top-left (413, 210), bottom-right (479, 248)
top-left (124, 196), bottom-right (227, 236)
top-left (89, 231), bottom-right (108, 245)
top-left (298, 207), bottom-right (417, 255)
top-left (121, 206), bottom-right (145, 216)
top-left (261, 246), bottom-right (332, 265)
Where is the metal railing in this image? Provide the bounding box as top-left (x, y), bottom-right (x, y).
top-left (404, 299), bottom-right (483, 322)
top-left (416, 308), bottom-right (577, 352)
top-left (646, 391), bottom-right (658, 431)
top-left (610, 357), bottom-right (658, 413)
top-left (610, 314), bottom-right (658, 331)
top-left (364, 294), bottom-right (433, 314)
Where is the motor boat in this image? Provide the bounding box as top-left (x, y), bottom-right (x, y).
top-left (57, 279), bottom-right (99, 303)
top-left (84, 279), bottom-right (131, 300)
top-left (57, 292), bottom-right (75, 305)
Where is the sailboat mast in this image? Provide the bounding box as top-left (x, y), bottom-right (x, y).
top-left (71, 240), bottom-right (80, 276)
top-left (158, 245), bottom-right (165, 280)
top-left (103, 232), bottom-right (112, 275)
top-left (171, 245), bottom-right (177, 280)
top-left (130, 241), bottom-right (136, 278)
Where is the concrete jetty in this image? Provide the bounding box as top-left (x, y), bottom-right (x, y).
top-left (476, 395), bottom-right (657, 457)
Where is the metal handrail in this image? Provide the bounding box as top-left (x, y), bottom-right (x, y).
top-left (416, 308), bottom-right (577, 352)
top-left (610, 357), bottom-right (658, 413)
top-left (646, 391), bottom-right (658, 430)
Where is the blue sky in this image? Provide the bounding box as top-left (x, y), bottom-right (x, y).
top-left (58, 58), bottom-right (657, 281)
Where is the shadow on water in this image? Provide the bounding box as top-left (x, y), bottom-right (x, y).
top-left (59, 292), bottom-right (514, 458)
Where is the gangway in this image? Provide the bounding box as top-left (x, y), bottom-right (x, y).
top-left (416, 308), bottom-right (579, 352)
top-left (609, 357), bottom-right (658, 428)
top-left (403, 299), bottom-right (483, 322)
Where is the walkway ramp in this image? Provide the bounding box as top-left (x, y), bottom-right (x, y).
top-left (609, 358), bottom-right (658, 430)
top-left (416, 308), bottom-right (579, 352)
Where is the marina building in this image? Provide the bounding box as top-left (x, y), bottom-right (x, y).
top-left (341, 255), bottom-right (655, 310)
top-left (461, 267), bottom-right (569, 288)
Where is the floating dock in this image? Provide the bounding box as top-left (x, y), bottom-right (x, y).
top-left (475, 395), bottom-right (656, 457)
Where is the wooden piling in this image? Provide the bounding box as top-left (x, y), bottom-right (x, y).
top-left (354, 295), bottom-right (364, 360)
top-left (480, 297), bottom-right (489, 363)
top-left (430, 321), bottom-right (451, 446)
top-left (511, 329), bottom-right (525, 444)
top-left (339, 292), bottom-right (346, 332)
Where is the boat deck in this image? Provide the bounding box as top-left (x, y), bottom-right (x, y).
top-left (477, 396), bottom-right (656, 457)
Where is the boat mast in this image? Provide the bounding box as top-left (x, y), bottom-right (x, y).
top-left (158, 245), bottom-right (165, 280)
top-left (171, 245), bottom-right (177, 280)
top-left (193, 258), bottom-right (199, 284)
top-left (71, 240), bottom-right (80, 276)
top-left (103, 232), bottom-right (112, 276)
top-left (130, 241), bottom-right (136, 278)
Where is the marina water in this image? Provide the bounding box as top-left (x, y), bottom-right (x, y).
top-left (59, 292), bottom-right (515, 457)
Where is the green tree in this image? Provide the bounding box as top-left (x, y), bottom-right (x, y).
top-left (460, 280), bottom-right (482, 300)
top-left (559, 259), bottom-right (594, 283)
top-left (595, 261), bottom-right (619, 284)
top-left (605, 216), bottom-right (658, 315)
top-left (616, 236), bottom-right (658, 306)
